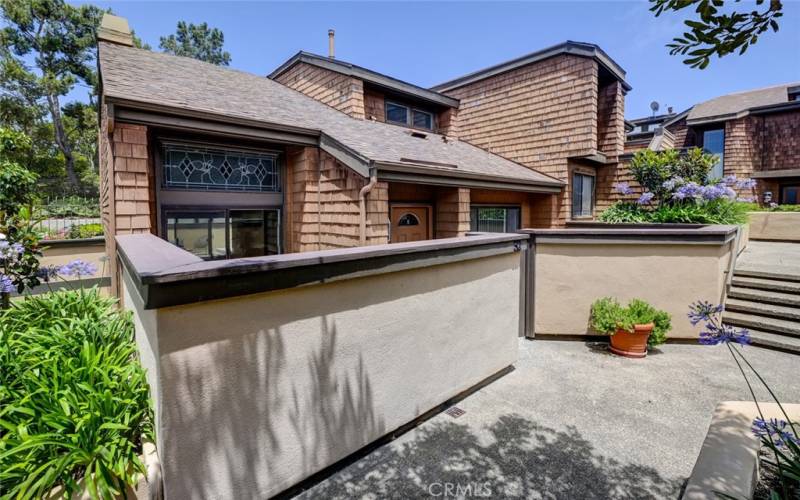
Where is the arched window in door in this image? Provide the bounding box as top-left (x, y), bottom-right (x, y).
top-left (398, 213), bottom-right (420, 226)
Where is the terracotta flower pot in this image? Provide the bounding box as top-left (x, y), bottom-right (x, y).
top-left (609, 323), bottom-right (654, 358)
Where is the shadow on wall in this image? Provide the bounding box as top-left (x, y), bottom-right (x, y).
top-left (164, 315), bottom-right (384, 499)
top-left (301, 414), bottom-right (681, 499)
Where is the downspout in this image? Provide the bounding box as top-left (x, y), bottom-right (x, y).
top-left (359, 165), bottom-right (378, 246)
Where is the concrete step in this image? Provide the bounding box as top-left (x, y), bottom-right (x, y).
top-left (733, 268), bottom-right (800, 282)
top-left (730, 276), bottom-right (800, 294)
top-left (748, 329), bottom-right (800, 355)
top-left (723, 311), bottom-right (800, 339)
top-left (728, 287), bottom-right (800, 307)
top-left (725, 299), bottom-right (800, 322)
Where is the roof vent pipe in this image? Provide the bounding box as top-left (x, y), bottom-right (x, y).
top-left (328, 29), bottom-right (335, 59)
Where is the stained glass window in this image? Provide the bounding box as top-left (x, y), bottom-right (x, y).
top-left (163, 145), bottom-right (280, 192)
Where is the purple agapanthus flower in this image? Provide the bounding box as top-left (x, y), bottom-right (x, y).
top-left (699, 323), bottom-right (751, 346)
top-left (737, 196), bottom-right (755, 203)
top-left (736, 178), bottom-right (757, 190)
top-left (36, 265), bottom-right (60, 283)
top-left (0, 274), bottom-right (14, 293)
top-left (673, 182), bottom-right (704, 200)
top-left (613, 182), bottom-right (634, 195)
top-left (752, 418), bottom-right (800, 448)
top-left (662, 176), bottom-right (684, 191)
top-left (688, 301), bottom-right (724, 325)
top-left (722, 175), bottom-right (738, 187)
top-left (58, 259), bottom-right (97, 278)
top-left (637, 192), bottom-right (655, 205)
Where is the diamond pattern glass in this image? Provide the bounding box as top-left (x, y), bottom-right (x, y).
top-left (164, 145), bottom-right (280, 192)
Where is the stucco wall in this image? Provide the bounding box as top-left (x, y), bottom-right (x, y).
top-left (124, 251), bottom-right (520, 499)
top-left (533, 242), bottom-right (733, 339)
top-left (748, 212), bottom-right (800, 242)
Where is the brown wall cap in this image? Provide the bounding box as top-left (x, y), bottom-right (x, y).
top-left (117, 233), bottom-right (526, 309)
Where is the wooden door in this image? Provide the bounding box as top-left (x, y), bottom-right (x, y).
top-left (390, 205), bottom-right (431, 243)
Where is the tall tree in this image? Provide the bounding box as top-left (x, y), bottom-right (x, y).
top-left (0, 0), bottom-right (104, 189)
top-left (651, 0), bottom-right (783, 68)
top-left (159, 21), bottom-right (231, 66)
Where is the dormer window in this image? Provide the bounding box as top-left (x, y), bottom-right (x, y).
top-left (385, 101), bottom-right (434, 131)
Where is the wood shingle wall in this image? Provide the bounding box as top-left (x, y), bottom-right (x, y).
top-left (274, 62), bottom-right (366, 119)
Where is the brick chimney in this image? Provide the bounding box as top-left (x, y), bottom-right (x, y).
top-left (97, 13), bottom-right (133, 46)
top-left (328, 29), bottom-right (335, 59)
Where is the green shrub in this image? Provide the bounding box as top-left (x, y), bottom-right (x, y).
top-left (67, 223), bottom-right (103, 239)
top-left (599, 199), bottom-right (749, 225)
top-left (590, 297), bottom-right (672, 347)
top-left (0, 288), bottom-right (152, 499)
top-left (740, 202), bottom-right (800, 213)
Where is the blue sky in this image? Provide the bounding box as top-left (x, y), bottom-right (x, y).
top-left (72, 1), bottom-right (799, 118)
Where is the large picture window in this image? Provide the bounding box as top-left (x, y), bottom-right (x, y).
top-left (470, 206), bottom-right (521, 233)
top-left (165, 209), bottom-right (280, 260)
top-left (701, 129), bottom-right (725, 180)
top-left (163, 144), bottom-right (280, 192)
top-left (572, 173), bottom-right (594, 218)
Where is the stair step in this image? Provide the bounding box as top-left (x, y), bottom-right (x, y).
top-left (748, 329), bottom-right (800, 355)
top-left (725, 299), bottom-right (800, 321)
top-left (728, 287), bottom-right (800, 307)
top-left (730, 276), bottom-right (800, 294)
top-left (733, 268), bottom-right (800, 283)
top-left (723, 311), bottom-right (800, 338)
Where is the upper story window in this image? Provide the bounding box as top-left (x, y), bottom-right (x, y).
top-left (572, 172), bottom-right (594, 219)
top-left (385, 101), bottom-right (434, 131)
top-left (163, 144), bottom-right (280, 192)
top-left (701, 129), bottom-right (725, 180)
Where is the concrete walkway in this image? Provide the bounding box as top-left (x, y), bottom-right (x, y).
top-left (297, 340), bottom-right (800, 499)
top-left (736, 240), bottom-right (800, 278)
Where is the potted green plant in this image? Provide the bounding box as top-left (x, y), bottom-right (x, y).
top-left (590, 297), bottom-right (672, 358)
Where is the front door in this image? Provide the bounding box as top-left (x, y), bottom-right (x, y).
top-left (390, 205), bottom-right (431, 243)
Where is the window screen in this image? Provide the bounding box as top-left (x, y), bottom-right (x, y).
top-left (470, 206), bottom-right (521, 233)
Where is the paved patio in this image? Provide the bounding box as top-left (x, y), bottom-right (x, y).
top-left (737, 240), bottom-right (800, 278)
top-left (297, 339), bottom-right (800, 499)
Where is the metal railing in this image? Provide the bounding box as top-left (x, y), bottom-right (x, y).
top-left (36, 196), bottom-right (102, 241)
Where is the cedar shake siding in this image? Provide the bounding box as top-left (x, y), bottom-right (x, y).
top-left (285, 146), bottom-right (389, 252)
top-left (274, 61), bottom-right (366, 119)
top-left (441, 54), bottom-right (627, 224)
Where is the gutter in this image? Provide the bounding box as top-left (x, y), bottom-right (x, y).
top-left (359, 165), bottom-right (379, 246)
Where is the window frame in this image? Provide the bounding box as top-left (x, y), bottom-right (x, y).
top-left (699, 128), bottom-right (725, 180)
top-left (571, 172), bottom-right (595, 219)
top-left (155, 137), bottom-right (285, 258)
top-left (469, 204), bottom-right (522, 233)
top-left (162, 205), bottom-right (282, 260)
top-left (780, 183), bottom-right (800, 205)
top-left (384, 100), bottom-right (436, 131)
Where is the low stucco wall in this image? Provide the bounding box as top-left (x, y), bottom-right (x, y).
top-left (41, 238), bottom-right (106, 271)
top-left (530, 230), bottom-right (736, 340)
top-left (748, 211), bottom-right (800, 242)
top-left (121, 240), bottom-right (521, 499)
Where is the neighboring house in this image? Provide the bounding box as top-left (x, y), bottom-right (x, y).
top-left (623, 83), bottom-right (800, 203)
top-left (96, 15), bottom-right (630, 287)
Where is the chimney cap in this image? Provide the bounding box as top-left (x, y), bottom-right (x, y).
top-left (98, 13), bottom-right (133, 46)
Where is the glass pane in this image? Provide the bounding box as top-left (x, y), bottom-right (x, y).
top-left (703, 129), bottom-right (725, 180)
top-left (229, 210), bottom-right (280, 258)
top-left (506, 208), bottom-right (521, 231)
top-left (582, 175), bottom-right (594, 216)
top-left (398, 213), bottom-right (419, 226)
top-left (166, 211), bottom-right (225, 260)
top-left (385, 102), bottom-right (408, 124)
top-left (783, 186), bottom-right (799, 205)
top-left (412, 110), bottom-right (433, 130)
top-left (163, 145), bottom-right (280, 192)
top-left (572, 174), bottom-right (583, 217)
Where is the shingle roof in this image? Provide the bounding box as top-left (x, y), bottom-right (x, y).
top-left (687, 82), bottom-right (800, 124)
top-left (98, 42), bottom-right (563, 189)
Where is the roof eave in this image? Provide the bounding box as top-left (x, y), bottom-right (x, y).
top-left (268, 51), bottom-right (460, 109)
top-left (430, 41), bottom-right (631, 93)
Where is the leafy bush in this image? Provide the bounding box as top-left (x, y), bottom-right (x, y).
top-left (67, 223), bottom-right (104, 239)
top-left (629, 148), bottom-right (715, 201)
top-left (739, 202), bottom-right (800, 213)
top-left (0, 289), bottom-right (152, 498)
top-left (590, 297), bottom-right (672, 346)
top-left (599, 199), bottom-right (750, 225)
top-left (0, 128), bottom-right (37, 217)
top-left (1, 207), bottom-right (44, 296)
